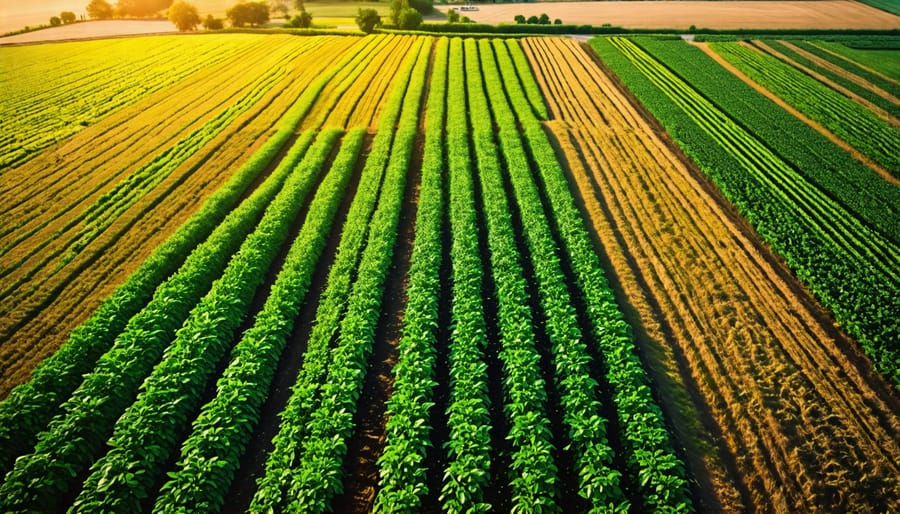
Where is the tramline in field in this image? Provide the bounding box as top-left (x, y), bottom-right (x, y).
top-left (0, 30), bottom-right (898, 513)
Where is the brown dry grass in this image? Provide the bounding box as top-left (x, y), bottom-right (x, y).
top-left (524, 37), bottom-right (900, 512)
top-left (455, 1), bottom-right (900, 30)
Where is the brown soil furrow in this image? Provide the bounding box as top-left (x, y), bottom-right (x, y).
top-left (747, 40), bottom-right (899, 126)
top-left (526, 37), bottom-right (900, 512)
top-left (776, 40), bottom-right (899, 104)
top-left (693, 42), bottom-right (899, 186)
top-left (807, 41), bottom-right (900, 87)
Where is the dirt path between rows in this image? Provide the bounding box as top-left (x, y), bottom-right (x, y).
top-left (524, 37), bottom-right (900, 512)
top-left (693, 41), bottom-right (899, 186)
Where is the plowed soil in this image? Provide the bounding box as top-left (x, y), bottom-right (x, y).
top-left (523, 37), bottom-right (900, 512)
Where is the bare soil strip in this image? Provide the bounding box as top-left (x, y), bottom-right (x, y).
top-left (776, 40), bottom-right (899, 105)
top-left (748, 40), bottom-right (900, 126)
top-left (693, 41), bottom-right (899, 185)
top-left (524, 37), bottom-right (900, 512)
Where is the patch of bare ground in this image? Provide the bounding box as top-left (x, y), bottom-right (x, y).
top-left (0, 20), bottom-right (177, 45)
top-left (693, 41), bottom-right (899, 186)
top-left (523, 37), bottom-right (900, 512)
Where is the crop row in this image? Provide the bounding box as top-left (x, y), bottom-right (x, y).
top-left (373, 36), bottom-right (449, 513)
top-left (497, 37), bottom-right (692, 512)
top-left (793, 41), bottom-right (899, 99)
top-left (0, 35), bottom-right (268, 171)
top-left (757, 40), bottom-right (899, 118)
top-left (262, 38), bottom-right (431, 513)
top-left (598, 36), bottom-right (900, 386)
top-left (471, 37), bottom-right (567, 512)
top-left (629, 37), bottom-right (900, 244)
top-left (248, 37), bottom-right (429, 514)
top-left (710, 41), bottom-right (899, 175)
top-left (0, 127), bottom-right (338, 511)
top-left (480, 38), bottom-right (635, 512)
top-left (70, 128), bottom-right (342, 512)
top-left (0, 34), bottom-right (382, 477)
top-left (150, 127), bottom-right (365, 514)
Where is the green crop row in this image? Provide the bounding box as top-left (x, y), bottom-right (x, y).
top-left (463, 38), bottom-right (559, 512)
top-left (493, 39), bottom-right (692, 513)
top-left (0, 126), bottom-right (318, 511)
top-left (503, 39), bottom-right (550, 121)
top-left (597, 36), bottom-right (900, 387)
top-left (793, 41), bottom-right (899, 99)
top-left (69, 128), bottom-right (343, 513)
top-left (373, 36), bottom-right (448, 513)
top-left (147, 127), bottom-right (363, 514)
top-left (437, 38), bottom-right (495, 514)
top-left (629, 37), bottom-right (900, 244)
top-left (248, 37), bottom-right (427, 514)
top-left (274, 38), bottom-right (431, 513)
top-left (710, 41), bottom-right (900, 175)
top-left (478, 39), bottom-right (630, 512)
top-left (0, 126), bottom-right (316, 477)
top-left (758, 40), bottom-right (899, 118)
top-left (0, 36), bottom-right (370, 478)
top-left (810, 40), bottom-right (900, 78)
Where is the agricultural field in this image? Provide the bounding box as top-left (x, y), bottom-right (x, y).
top-left (1, 29), bottom-right (899, 513)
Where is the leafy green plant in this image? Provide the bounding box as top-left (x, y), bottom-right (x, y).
top-left (374, 36), bottom-right (449, 512)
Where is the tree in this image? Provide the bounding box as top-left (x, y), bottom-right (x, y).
top-left (289, 9), bottom-right (312, 28)
top-left (87, 0), bottom-right (114, 19)
top-left (538, 13), bottom-right (550, 25)
top-left (167, 1), bottom-right (200, 31)
top-left (526, 15), bottom-right (538, 24)
top-left (408, 0), bottom-right (432, 16)
top-left (356, 8), bottom-right (381, 33)
top-left (116, 0), bottom-right (173, 17)
top-left (514, 14), bottom-right (526, 24)
top-left (397, 6), bottom-right (422, 29)
top-left (60, 11), bottom-right (77, 23)
top-left (554, 18), bottom-right (562, 25)
top-left (447, 8), bottom-right (459, 23)
top-left (202, 14), bottom-right (223, 29)
top-left (50, 16), bottom-right (62, 26)
top-left (390, 0), bottom-right (429, 25)
top-left (226, 1), bottom-right (269, 27)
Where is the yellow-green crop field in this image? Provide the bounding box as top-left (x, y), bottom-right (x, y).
top-left (0, 32), bottom-right (897, 513)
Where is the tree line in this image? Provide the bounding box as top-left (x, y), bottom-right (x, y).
top-left (76, 0), bottom-right (433, 33)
